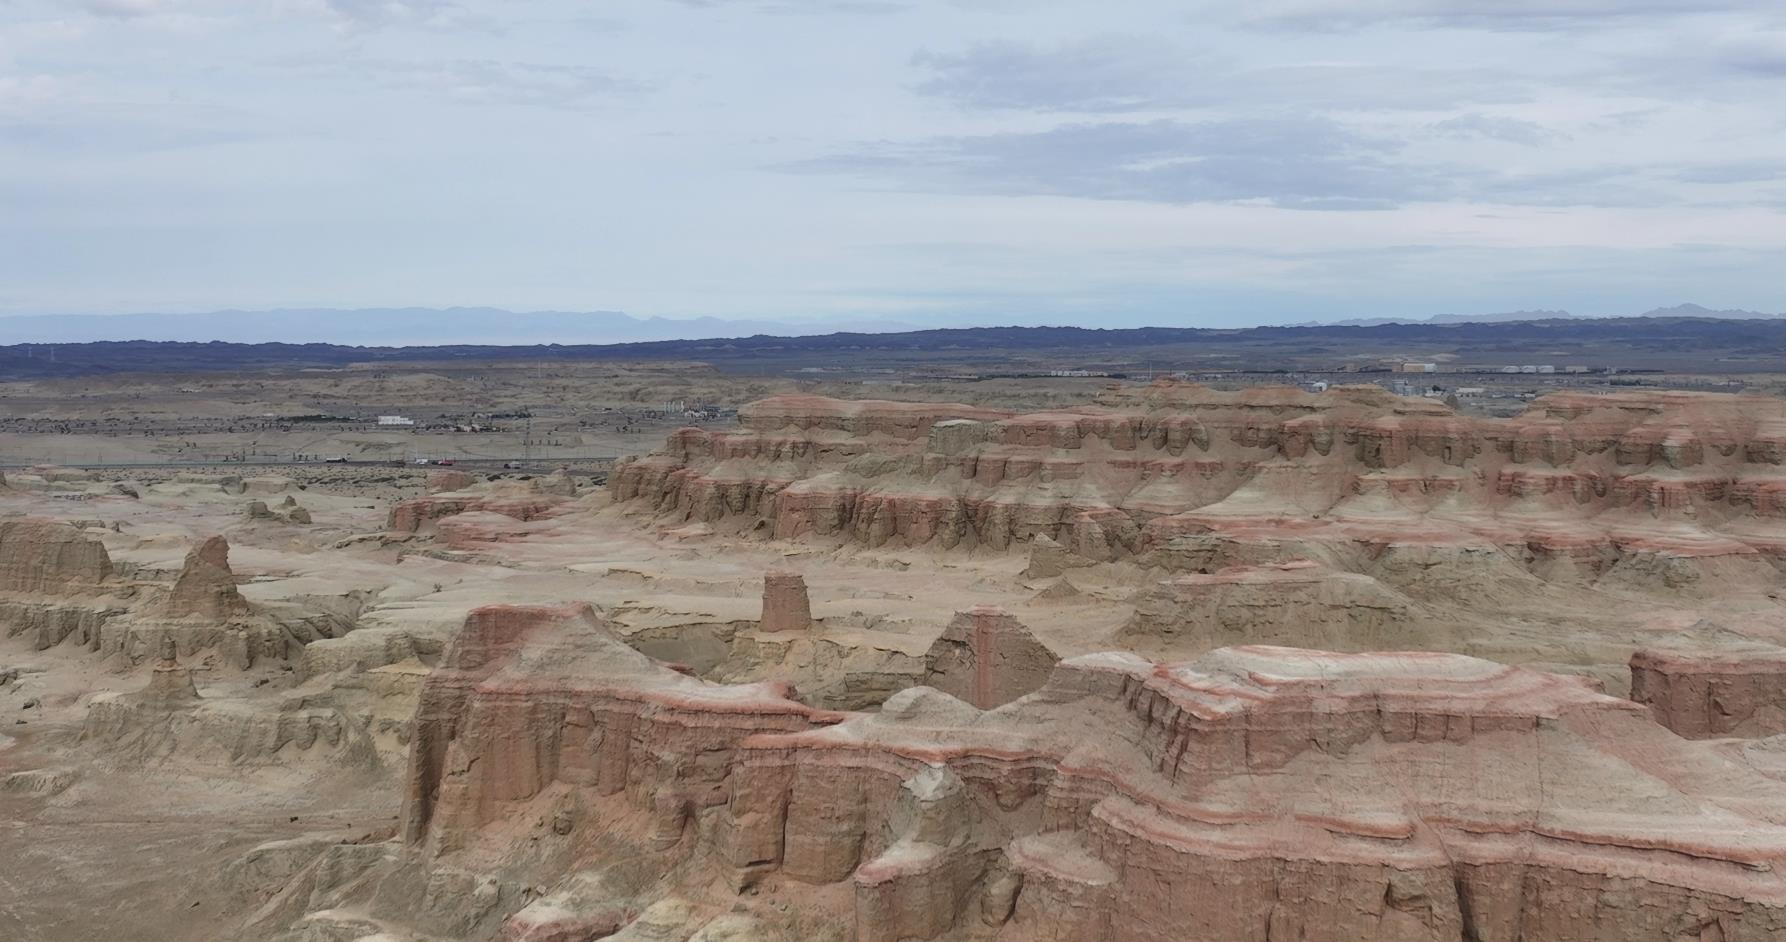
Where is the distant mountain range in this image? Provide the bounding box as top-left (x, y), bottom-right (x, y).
top-left (0, 303), bottom-right (1779, 345)
top-left (0, 307), bottom-right (931, 346)
top-left (1301, 303), bottom-right (1782, 328)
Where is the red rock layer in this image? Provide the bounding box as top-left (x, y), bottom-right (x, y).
top-left (402, 620), bottom-right (1786, 940)
top-left (387, 480), bottom-right (571, 535)
top-left (612, 386), bottom-right (1786, 581)
top-left (920, 606), bottom-right (1059, 708)
top-left (1632, 642), bottom-right (1786, 739)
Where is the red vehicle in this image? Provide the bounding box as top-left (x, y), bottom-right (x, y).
top-left (435, 458), bottom-right (456, 466)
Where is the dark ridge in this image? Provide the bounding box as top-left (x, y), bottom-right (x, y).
top-left (3, 317), bottom-right (1783, 378)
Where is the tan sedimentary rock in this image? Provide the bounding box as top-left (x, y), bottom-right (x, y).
top-left (145, 635), bottom-right (200, 703)
top-left (388, 479), bottom-right (570, 534)
top-left (399, 603), bottom-right (826, 854)
top-left (380, 629), bottom-right (1786, 941)
top-left (759, 570), bottom-right (812, 633)
top-left (162, 534), bottom-right (249, 620)
top-left (920, 606), bottom-right (1059, 708)
top-left (426, 470), bottom-right (477, 494)
top-left (1123, 560), bottom-right (1441, 653)
top-left (613, 386), bottom-right (1786, 599)
top-left (1632, 639), bottom-right (1786, 738)
top-left (0, 517), bottom-right (114, 594)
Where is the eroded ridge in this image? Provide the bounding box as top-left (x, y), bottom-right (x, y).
top-left (363, 606), bottom-right (1786, 941)
top-left (613, 385), bottom-right (1786, 588)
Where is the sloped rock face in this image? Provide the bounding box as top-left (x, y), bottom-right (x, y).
top-left (1632, 641), bottom-right (1786, 739)
top-left (612, 385), bottom-right (1786, 593)
top-left (0, 518), bottom-right (125, 652)
top-left (426, 470), bottom-right (477, 494)
top-left (0, 517), bottom-right (114, 594)
top-left (1123, 560), bottom-right (1441, 654)
top-left (759, 570), bottom-right (812, 633)
top-left (162, 534), bottom-right (249, 621)
top-left (400, 604), bottom-right (828, 854)
top-left (920, 606), bottom-right (1059, 709)
top-left (388, 479), bottom-right (571, 535)
top-left (364, 636), bottom-right (1786, 941)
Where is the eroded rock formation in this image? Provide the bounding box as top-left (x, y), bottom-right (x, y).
top-left (613, 385), bottom-right (1786, 599)
top-left (1632, 639), bottom-right (1786, 739)
top-left (276, 608), bottom-right (1786, 941)
top-left (0, 517), bottom-right (114, 595)
top-left (162, 534), bottom-right (249, 621)
top-left (759, 570), bottom-right (812, 633)
top-left (920, 606), bottom-right (1059, 708)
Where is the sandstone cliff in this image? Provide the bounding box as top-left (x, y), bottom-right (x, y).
top-left (612, 386), bottom-right (1786, 600)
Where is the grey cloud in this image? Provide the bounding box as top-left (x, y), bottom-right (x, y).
top-left (356, 59), bottom-right (647, 108)
top-left (787, 117), bottom-right (1439, 209)
top-left (668, 0), bottom-right (908, 12)
top-left (1236, 0), bottom-right (1780, 29)
top-left (1669, 160), bottom-right (1786, 184)
top-left (83, 0), bottom-right (161, 18)
top-left (788, 117), bottom-right (1691, 209)
top-left (912, 37), bottom-right (1532, 114)
top-left (1428, 113), bottom-right (1562, 145)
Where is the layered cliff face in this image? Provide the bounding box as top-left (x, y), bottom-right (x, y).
top-left (387, 477), bottom-right (574, 535)
top-left (0, 517), bottom-right (114, 595)
top-left (0, 517), bottom-right (128, 652)
top-left (298, 605), bottom-right (1786, 941)
top-left (612, 385), bottom-right (1786, 593)
top-left (1632, 639), bottom-right (1786, 739)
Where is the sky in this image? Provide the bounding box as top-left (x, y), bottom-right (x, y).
top-left (2, 0), bottom-right (1785, 330)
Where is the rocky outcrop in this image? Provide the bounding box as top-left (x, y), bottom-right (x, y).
top-left (613, 386), bottom-right (1786, 596)
top-left (0, 517), bottom-right (114, 594)
top-left (348, 633), bottom-right (1786, 941)
top-left (426, 469), bottom-right (477, 494)
top-left (1632, 640), bottom-right (1786, 739)
top-left (400, 603), bottom-right (829, 853)
top-left (759, 570), bottom-right (812, 633)
top-left (161, 535), bottom-right (249, 621)
top-left (245, 497), bottom-right (311, 524)
top-left (920, 606), bottom-right (1059, 708)
top-left (388, 479), bottom-right (571, 535)
top-left (1123, 560), bottom-right (1442, 654)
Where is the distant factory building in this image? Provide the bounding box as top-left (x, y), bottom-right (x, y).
top-left (1399, 362), bottom-right (1438, 373)
top-left (377, 415), bottom-right (416, 426)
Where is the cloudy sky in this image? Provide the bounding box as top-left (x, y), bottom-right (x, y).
top-left (3, 0), bottom-right (1785, 329)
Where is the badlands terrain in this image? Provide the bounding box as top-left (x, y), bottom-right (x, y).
top-left (8, 374), bottom-right (1786, 939)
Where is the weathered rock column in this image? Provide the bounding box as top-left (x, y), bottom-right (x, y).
top-left (760, 570), bottom-right (812, 633)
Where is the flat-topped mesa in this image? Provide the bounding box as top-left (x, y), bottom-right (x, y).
top-left (705, 644), bottom-right (1786, 940)
top-left (921, 606), bottom-right (1060, 709)
top-left (161, 535), bottom-right (249, 621)
top-left (612, 386), bottom-right (1786, 577)
top-left (0, 517), bottom-right (114, 595)
top-left (759, 569), bottom-right (812, 633)
top-left (390, 622), bottom-right (1786, 940)
top-left (1631, 640), bottom-right (1786, 739)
